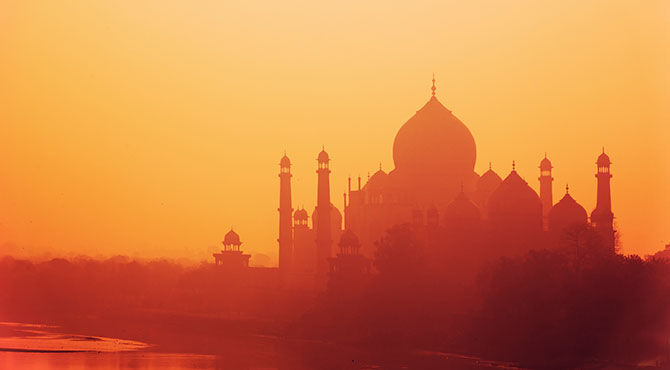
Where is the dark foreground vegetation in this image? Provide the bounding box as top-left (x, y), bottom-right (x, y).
top-left (1, 225), bottom-right (669, 369)
top-left (299, 224), bottom-right (670, 369)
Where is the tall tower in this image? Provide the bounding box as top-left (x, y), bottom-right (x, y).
top-left (539, 154), bottom-right (553, 231)
top-left (315, 147), bottom-right (332, 276)
top-left (591, 149), bottom-right (615, 253)
top-left (278, 153), bottom-right (293, 271)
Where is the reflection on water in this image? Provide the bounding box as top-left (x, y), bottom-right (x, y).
top-left (0, 352), bottom-right (218, 369)
top-left (0, 322), bottom-right (510, 369)
top-left (0, 322), bottom-right (149, 353)
top-left (0, 322), bottom-right (217, 369)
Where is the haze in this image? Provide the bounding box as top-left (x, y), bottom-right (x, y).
top-left (1, 0), bottom-right (668, 262)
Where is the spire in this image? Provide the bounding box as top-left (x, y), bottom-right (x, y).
top-left (431, 73), bottom-right (436, 97)
top-left (316, 143), bottom-right (333, 276)
top-left (278, 149), bottom-right (294, 271)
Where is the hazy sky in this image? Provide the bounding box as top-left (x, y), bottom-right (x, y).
top-left (1, 1), bottom-right (668, 262)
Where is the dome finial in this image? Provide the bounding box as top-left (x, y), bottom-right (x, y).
top-left (566, 184), bottom-right (569, 194)
top-left (379, 162), bottom-right (382, 171)
top-left (431, 73), bottom-right (436, 97)
top-left (489, 162), bottom-right (492, 170)
top-left (544, 152), bottom-right (547, 159)
top-left (602, 146), bottom-right (605, 154)
top-left (512, 160), bottom-right (516, 171)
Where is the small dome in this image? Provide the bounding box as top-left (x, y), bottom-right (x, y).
top-left (477, 168), bottom-right (502, 193)
top-left (549, 191), bottom-right (587, 232)
top-left (597, 151), bottom-right (611, 166)
top-left (280, 154), bottom-right (291, 167)
top-left (293, 208), bottom-right (308, 221)
top-left (444, 191), bottom-right (481, 222)
top-left (318, 149), bottom-right (330, 163)
top-left (364, 169), bottom-right (388, 193)
top-left (487, 169), bottom-right (542, 223)
top-left (312, 203), bottom-right (343, 231)
top-left (540, 156), bottom-right (552, 170)
top-left (338, 229), bottom-right (361, 249)
top-left (223, 228), bottom-right (241, 246)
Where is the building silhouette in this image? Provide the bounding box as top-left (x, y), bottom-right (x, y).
top-left (214, 78), bottom-right (618, 285)
top-left (591, 150), bottom-right (616, 252)
top-left (273, 78), bottom-right (617, 281)
top-left (278, 153), bottom-right (293, 271)
top-left (548, 185), bottom-right (588, 233)
top-left (327, 229), bottom-right (371, 277)
top-left (539, 154), bottom-right (554, 231)
top-left (315, 148), bottom-right (335, 277)
top-left (213, 228), bottom-right (251, 269)
top-left (292, 208), bottom-right (314, 274)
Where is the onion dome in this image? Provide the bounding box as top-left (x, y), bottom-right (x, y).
top-left (311, 203), bottom-right (343, 231)
top-left (597, 150), bottom-right (611, 166)
top-left (293, 208), bottom-right (308, 221)
top-left (338, 229), bottom-right (361, 251)
top-left (540, 155), bottom-right (552, 171)
top-left (444, 191), bottom-right (481, 222)
top-left (364, 168), bottom-right (388, 205)
top-left (477, 164), bottom-right (503, 194)
top-left (392, 86), bottom-right (476, 175)
top-left (223, 228), bottom-right (242, 246)
top-left (364, 168), bottom-right (388, 192)
top-left (280, 154), bottom-right (291, 167)
top-left (548, 186), bottom-right (587, 232)
top-left (317, 148), bottom-right (330, 163)
top-left (487, 166), bottom-right (542, 226)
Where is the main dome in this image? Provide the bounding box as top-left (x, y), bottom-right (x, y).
top-left (392, 96), bottom-right (476, 174)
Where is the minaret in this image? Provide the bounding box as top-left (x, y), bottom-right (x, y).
top-left (315, 147), bottom-right (332, 276)
top-left (278, 153), bottom-right (293, 271)
top-left (539, 154), bottom-right (554, 231)
top-left (591, 149), bottom-right (615, 253)
top-left (343, 192), bottom-right (348, 229)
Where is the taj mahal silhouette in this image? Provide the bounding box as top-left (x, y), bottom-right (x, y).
top-left (215, 77), bottom-right (616, 288)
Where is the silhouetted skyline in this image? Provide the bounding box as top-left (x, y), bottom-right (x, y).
top-left (1, 2), bottom-right (668, 261)
top-left (272, 81), bottom-right (617, 286)
top-left (1, 2), bottom-right (669, 368)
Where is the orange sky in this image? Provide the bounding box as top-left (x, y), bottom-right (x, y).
top-left (1, 1), bottom-right (668, 263)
